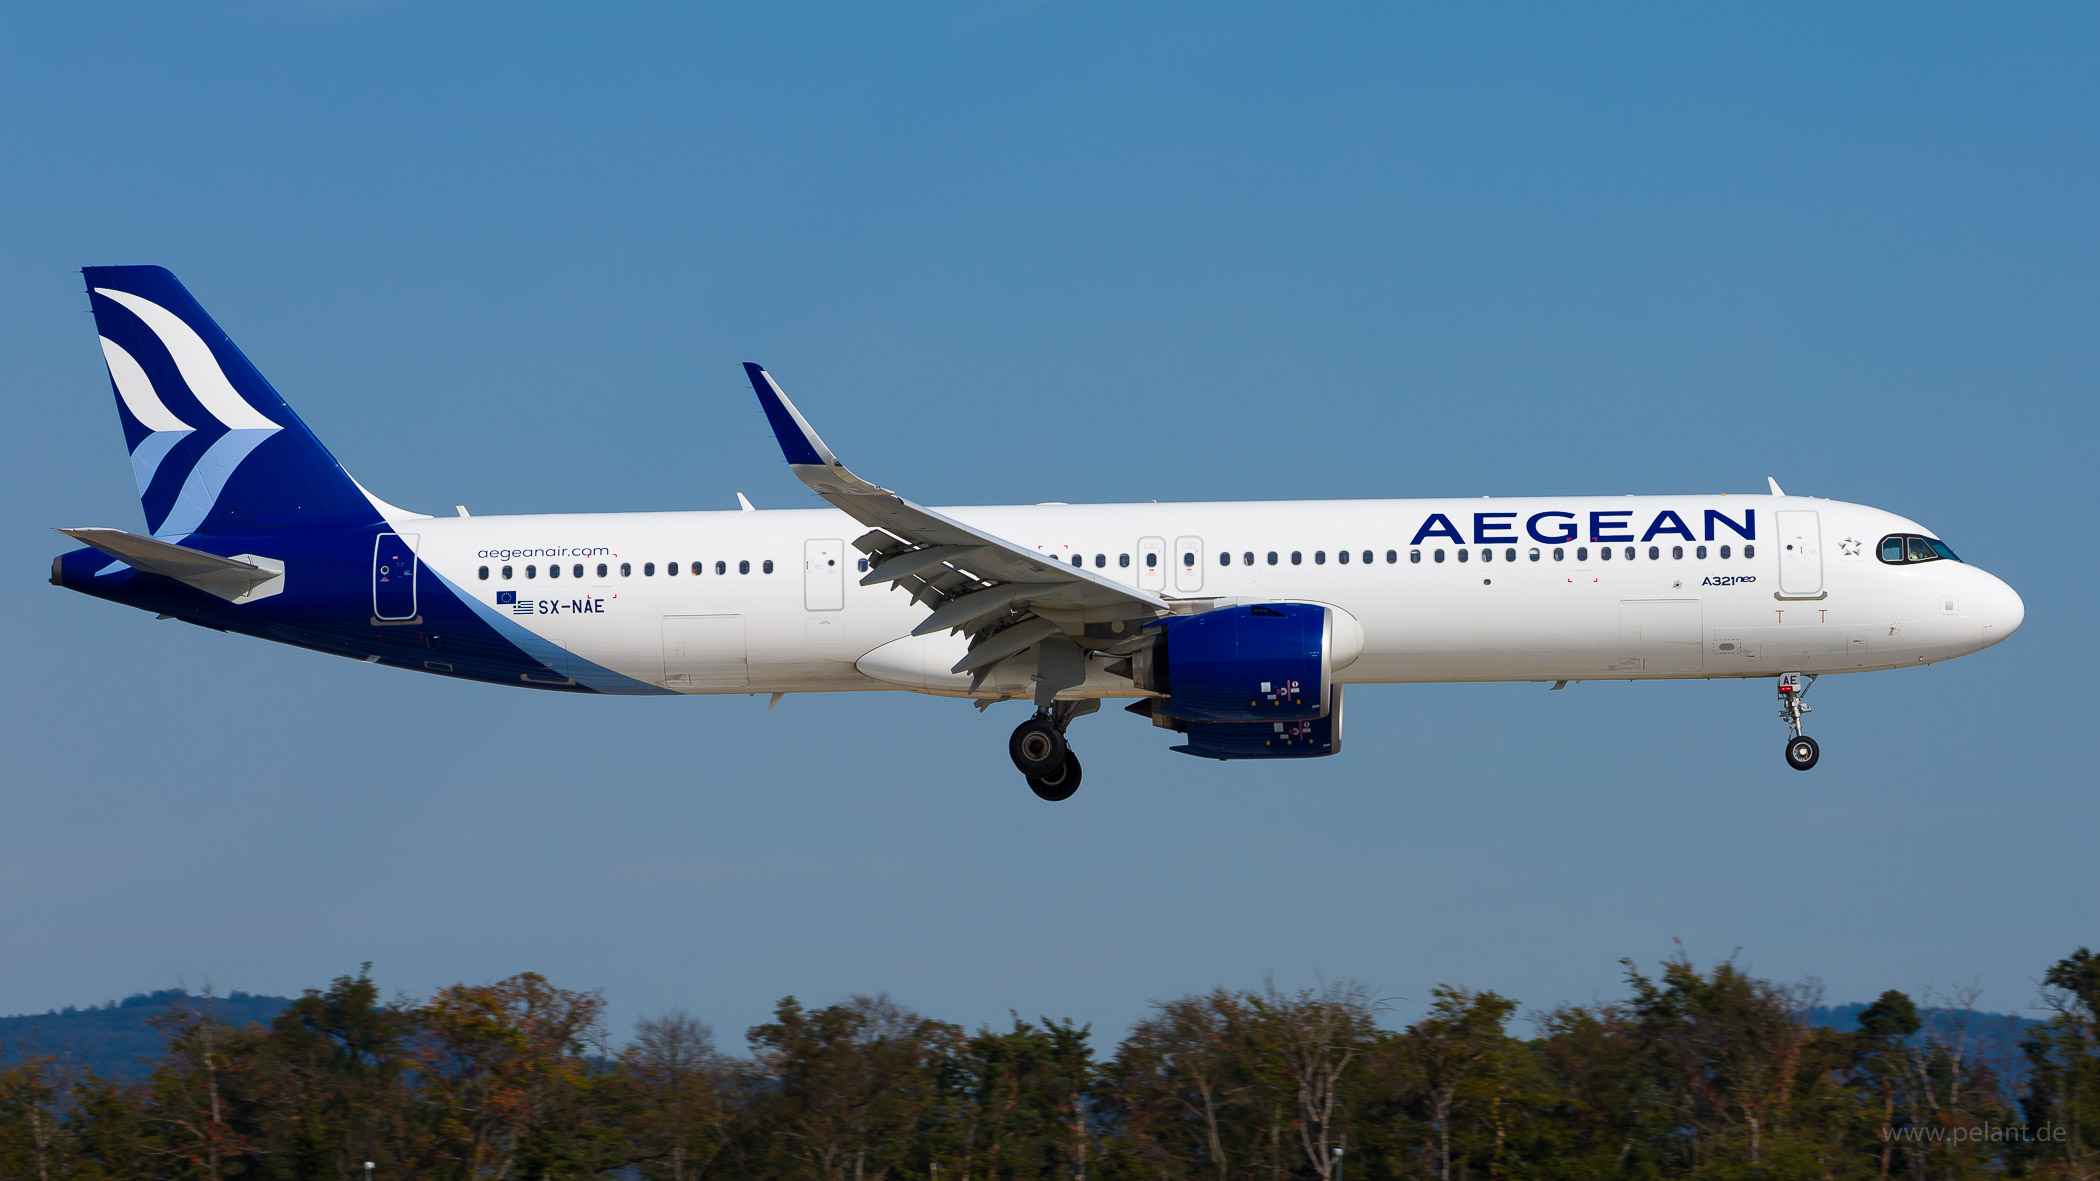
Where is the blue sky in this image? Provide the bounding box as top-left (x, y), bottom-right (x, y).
top-left (3, 2), bottom-right (2093, 1041)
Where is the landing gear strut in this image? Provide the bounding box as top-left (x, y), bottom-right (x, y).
top-left (1778, 672), bottom-right (1819, 771)
top-left (1009, 701), bottom-right (1095, 801)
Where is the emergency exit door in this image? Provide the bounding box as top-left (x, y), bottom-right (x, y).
top-left (1137, 536), bottom-right (1166, 591)
top-left (1776, 510), bottom-right (1823, 597)
top-left (1174, 535), bottom-right (1205, 593)
top-left (804, 538), bottom-right (844, 610)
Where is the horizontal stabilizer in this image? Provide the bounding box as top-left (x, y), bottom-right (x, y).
top-left (60, 527), bottom-right (285, 603)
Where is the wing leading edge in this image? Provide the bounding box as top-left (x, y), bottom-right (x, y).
top-left (740, 363), bottom-right (1171, 696)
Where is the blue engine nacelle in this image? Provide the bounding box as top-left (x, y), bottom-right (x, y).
top-left (1171, 688), bottom-right (1345, 760)
top-left (1137, 602), bottom-right (1337, 723)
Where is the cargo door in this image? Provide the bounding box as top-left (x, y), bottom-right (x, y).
top-left (662, 614), bottom-right (749, 688)
top-left (1619, 598), bottom-right (1705, 673)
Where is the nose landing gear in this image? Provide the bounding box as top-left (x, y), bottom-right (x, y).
top-left (1009, 701), bottom-right (1095, 801)
top-left (1778, 672), bottom-right (1819, 771)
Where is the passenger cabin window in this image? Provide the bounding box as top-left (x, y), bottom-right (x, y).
top-left (1267, 552), bottom-right (1278, 565)
top-left (1095, 554), bottom-right (1106, 568)
top-left (1363, 550), bottom-right (1374, 564)
top-left (1410, 549), bottom-right (1421, 564)
top-left (1218, 552), bottom-right (1231, 567)
top-left (1479, 548), bottom-right (1491, 563)
top-left (1576, 547), bottom-right (1588, 561)
top-left (503, 565), bottom-right (514, 579)
top-left (1291, 551), bottom-right (1303, 565)
top-left (1119, 554), bottom-right (1130, 568)
top-left (1528, 548), bottom-right (1540, 562)
top-left (739, 560), bottom-right (750, 574)
top-left (526, 564), bottom-right (538, 578)
top-left (1743, 544), bottom-right (1756, 558)
top-left (1504, 548), bottom-right (1516, 562)
top-left (663, 562), bottom-right (674, 576)
top-left (763, 560), bottom-right (774, 573)
top-left (1071, 555), bottom-right (1083, 567)
top-left (1671, 546), bottom-right (1682, 560)
top-left (689, 562), bottom-right (701, 575)
top-left (717, 560), bottom-right (728, 574)
top-left (1457, 548), bottom-right (1470, 563)
top-left (1337, 550), bottom-right (1349, 564)
top-left (621, 562), bottom-right (632, 576)
top-left (478, 566), bottom-right (489, 580)
top-left (1553, 548), bottom-right (1564, 561)
top-left (1314, 550), bottom-right (1326, 565)
top-left (1720, 545), bottom-right (1731, 559)
top-left (1599, 547), bottom-right (1610, 561)
top-left (1387, 549), bottom-right (1399, 564)
top-left (1649, 546), bottom-right (1660, 560)
top-left (643, 563), bottom-right (654, 576)
top-left (1434, 549), bottom-right (1445, 563)
top-left (548, 564), bottom-right (560, 579)
top-left (1243, 552), bottom-right (1254, 566)
top-left (598, 563), bottom-right (609, 577)
top-left (1696, 546), bottom-right (1707, 559)
top-left (1146, 552), bottom-right (1158, 568)
top-left (857, 558), bottom-right (869, 572)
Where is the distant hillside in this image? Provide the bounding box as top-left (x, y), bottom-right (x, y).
top-left (0, 989), bottom-right (291, 1080)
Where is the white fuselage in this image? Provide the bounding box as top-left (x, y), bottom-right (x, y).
top-left (400, 493), bottom-right (2022, 699)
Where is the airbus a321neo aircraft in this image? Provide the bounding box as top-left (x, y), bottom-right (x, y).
top-left (53, 267), bottom-right (2025, 800)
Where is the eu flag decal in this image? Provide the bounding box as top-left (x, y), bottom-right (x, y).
top-left (496, 591), bottom-right (516, 605)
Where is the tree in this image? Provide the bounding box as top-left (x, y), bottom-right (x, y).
top-left (413, 972), bottom-right (609, 1181)
top-left (1251, 979), bottom-right (1378, 1181)
top-left (2024, 948), bottom-right (2100, 1178)
top-left (1384, 987), bottom-right (1524, 1181)
top-left (622, 1009), bottom-right (737, 1181)
top-left (255, 964), bottom-right (418, 1180)
top-left (1100, 989), bottom-right (1259, 1181)
top-left (746, 994), bottom-right (953, 1181)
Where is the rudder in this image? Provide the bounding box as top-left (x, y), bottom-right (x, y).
top-left (84, 265), bottom-right (388, 539)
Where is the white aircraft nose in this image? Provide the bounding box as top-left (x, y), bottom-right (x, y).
top-left (1980, 574), bottom-right (2024, 647)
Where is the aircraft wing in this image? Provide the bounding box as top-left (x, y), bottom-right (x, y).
top-left (742, 364), bottom-right (1170, 687)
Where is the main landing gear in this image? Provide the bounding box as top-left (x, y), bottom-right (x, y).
top-left (1009, 703), bottom-right (1092, 801)
top-left (1778, 672), bottom-right (1820, 771)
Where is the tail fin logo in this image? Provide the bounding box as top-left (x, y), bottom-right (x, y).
top-left (90, 285), bottom-right (282, 540)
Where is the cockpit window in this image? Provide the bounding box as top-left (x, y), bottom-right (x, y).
top-left (1879, 534), bottom-right (1961, 565)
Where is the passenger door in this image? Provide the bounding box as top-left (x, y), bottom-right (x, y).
top-left (1776, 510), bottom-right (1823, 597)
top-left (372, 532), bottom-right (418, 621)
top-left (1173, 535), bottom-right (1204, 593)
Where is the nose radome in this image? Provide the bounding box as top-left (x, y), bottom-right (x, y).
top-left (1981, 575), bottom-right (2024, 646)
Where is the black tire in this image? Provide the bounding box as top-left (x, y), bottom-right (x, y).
top-left (1028, 752), bottom-right (1082, 802)
top-left (1785, 734), bottom-right (1820, 771)
top-left (1009, 718), bottom-right (1067, 776)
